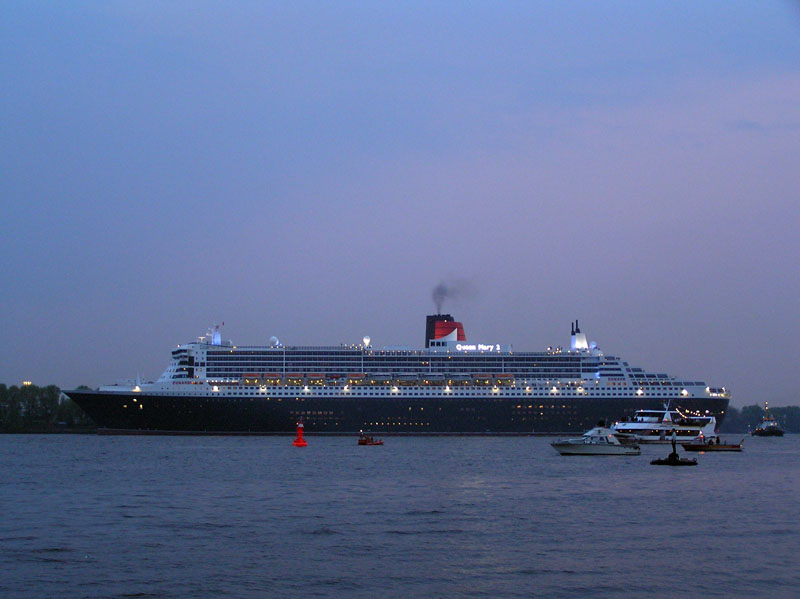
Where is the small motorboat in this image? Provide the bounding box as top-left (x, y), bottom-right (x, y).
top-left (551, 425), bottom-right (640, 456)
top-left (651, 451), bottom-right (697, 466)
top-left (358, 432), bottom-right (383, 446)
top-left (681, 436), bottom-right (743, 452)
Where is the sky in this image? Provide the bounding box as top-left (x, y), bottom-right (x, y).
top-left (2, 1), bottom-right (799, 407)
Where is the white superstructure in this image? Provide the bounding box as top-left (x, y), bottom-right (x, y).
top-left (551, 426), bottom-right (641, 455)
top-left (611, 407), bottom-right (717, 443)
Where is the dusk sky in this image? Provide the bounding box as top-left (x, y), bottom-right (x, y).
top-left (2, 2), bottom-right (799, 407)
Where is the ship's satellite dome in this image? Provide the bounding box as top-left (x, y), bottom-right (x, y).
top-left (269, 336), bottom-right (279, 346)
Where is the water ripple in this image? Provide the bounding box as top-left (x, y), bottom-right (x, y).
top-left (1, 435), bottom-right (798, 598)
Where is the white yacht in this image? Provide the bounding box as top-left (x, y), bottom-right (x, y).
top-left (551, 426), bottom-right (641, 455)
top-left (611, 406), bottom-right (717, 443)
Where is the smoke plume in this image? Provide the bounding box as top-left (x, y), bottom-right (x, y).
top-left (432, 279), bottom-right (474, 313)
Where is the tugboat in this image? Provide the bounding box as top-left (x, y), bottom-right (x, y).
top-left (358, 431), bottom-right (383, 446)
top-left (752, 402), bottom-right (784, 437)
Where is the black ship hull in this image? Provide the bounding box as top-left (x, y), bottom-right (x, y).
top-left (66, 390), bottom-right (729, 435)
top-left (751, 428), bottom-right (784, 437)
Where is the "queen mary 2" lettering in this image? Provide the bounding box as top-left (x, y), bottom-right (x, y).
top-left (456, 343), bottom-right (498, 351)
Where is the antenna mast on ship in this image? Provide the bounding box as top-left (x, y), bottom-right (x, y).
top-left (212, 322), bottom-right (224, 346)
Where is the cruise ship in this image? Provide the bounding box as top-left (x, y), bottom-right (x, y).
top-left (65, 315), bottom-right (730, 434)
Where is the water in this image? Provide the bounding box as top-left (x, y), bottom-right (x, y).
top-left (1, 434), bottom-right (798, 599)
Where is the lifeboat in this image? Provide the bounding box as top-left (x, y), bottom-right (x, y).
top-left (421, 374), bottom-right (445, 386)
top-left (285, 373), bottom-right (304, 386)
top-left (473, 374), bottom-right (493, 386)
top-left (263, 373), bottom-right (282, 385)
top-left (305, 374), bottom-right (325, 386)
top-left (368, 374), bottom-right (393, 386)
top-left (347, 374), bottom-right (366, 386)
top-left (395, 374), bottom-right (419, 386)
top-left (495, 374), bottom-right (515, 386)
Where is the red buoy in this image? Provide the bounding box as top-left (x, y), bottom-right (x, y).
top-left (292, 422), bottom-right (307, 447)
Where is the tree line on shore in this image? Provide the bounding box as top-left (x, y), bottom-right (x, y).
top-left (0, 383), bottom-right (95, 432)
top-left (718, 404), bottom-right (799, 434)
top-left (1, 383), bottom-right (798, 433)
